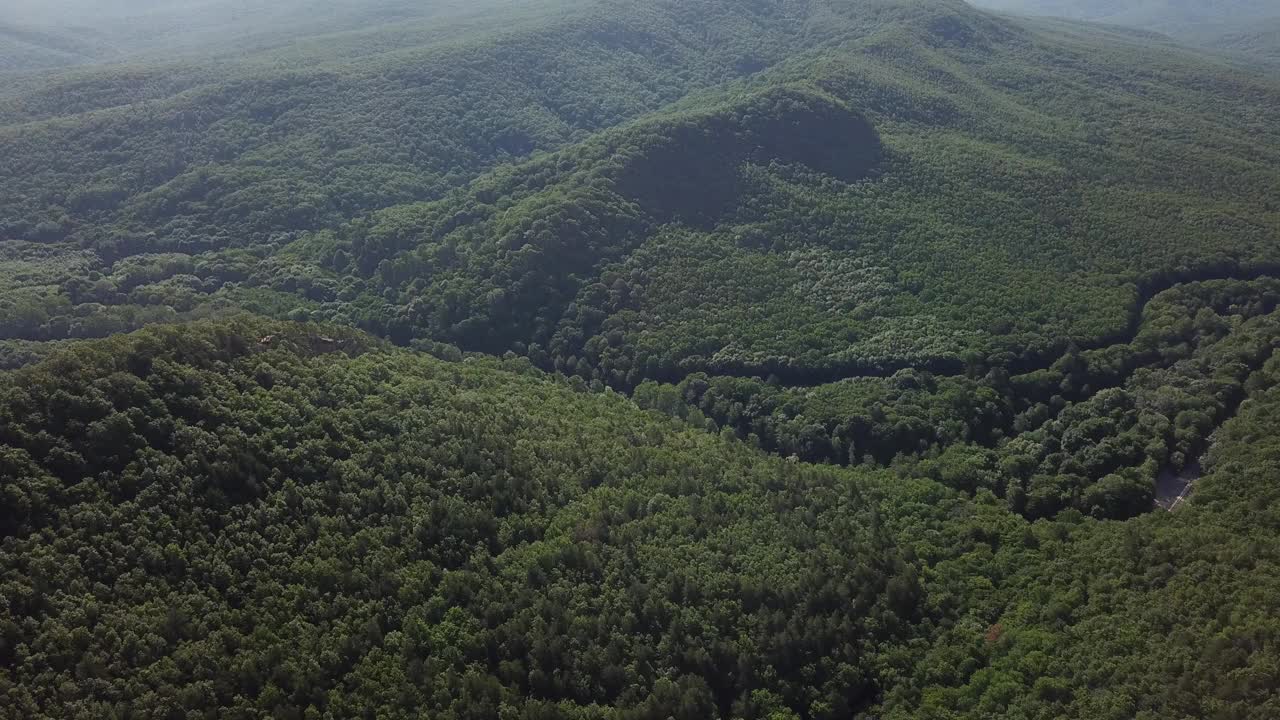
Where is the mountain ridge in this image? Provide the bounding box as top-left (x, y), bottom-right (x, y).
top-left (5, 2), bottom-right (1280, 717)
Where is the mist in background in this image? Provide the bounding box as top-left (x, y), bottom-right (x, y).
top-left (968, 0), bottom-right (1280, 57)
top-left (0, 0), bottom-right (496, 72)
top-left (5, 0), bottom-right (1277, 74)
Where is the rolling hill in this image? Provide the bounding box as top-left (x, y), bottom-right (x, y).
top-left (2, 0), bottom-right (1278, 378)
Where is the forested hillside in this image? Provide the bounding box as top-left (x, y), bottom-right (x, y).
top-left (3, 0), bottom-right (1277, 381)
top-left (0, 318), bottom-right (917, 718)
top-left (4, 0), bottom-right (1280, 717)
top-left (3, 318), bottom-right (1280, 718)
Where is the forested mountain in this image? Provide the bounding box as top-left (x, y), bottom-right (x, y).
top-left (4, 0), bottom-right (1278, 379)
top-left (4, 0), bottom-right (1280, 717)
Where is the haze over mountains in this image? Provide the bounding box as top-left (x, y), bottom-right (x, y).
top-left (0, 0), bottom-right (538, 71)
top-left (6, 0), bottom-right (1278, 70)
top-left (970, 0), bottom-right (1280, 60)
top-left (2, 1), bottom-right (1280, 718)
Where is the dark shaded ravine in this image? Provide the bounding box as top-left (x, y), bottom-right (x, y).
top-left (1156, 460), bottom-right (1201, 510)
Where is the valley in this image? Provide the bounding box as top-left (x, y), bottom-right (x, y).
top-left (2, 1), bottom-right (1280, 718)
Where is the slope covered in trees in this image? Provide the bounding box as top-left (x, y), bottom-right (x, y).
top-left (3, 0), bottom-right (1277, 384)
top-left (5, 0), bottom-right (1280, 717)
top-left (0, 318), bottom-right (921, 718)
top-left (0, 0), bottom-right (846, 355)
top-left (640, 276), bottom-right (1280, 520)
top-left (348, 85), bottom-right (882, 354)
top-left (3, 318), bottom-right (1280, 718)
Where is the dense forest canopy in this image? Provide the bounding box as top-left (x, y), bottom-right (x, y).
top-left (3, 0), bottom-right (1280, 718)
top-left (5, 311), bottom-right (1280, 719)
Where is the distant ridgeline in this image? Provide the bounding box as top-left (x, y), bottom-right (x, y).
top-left (970, 0), bottom-right (1280, 62)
